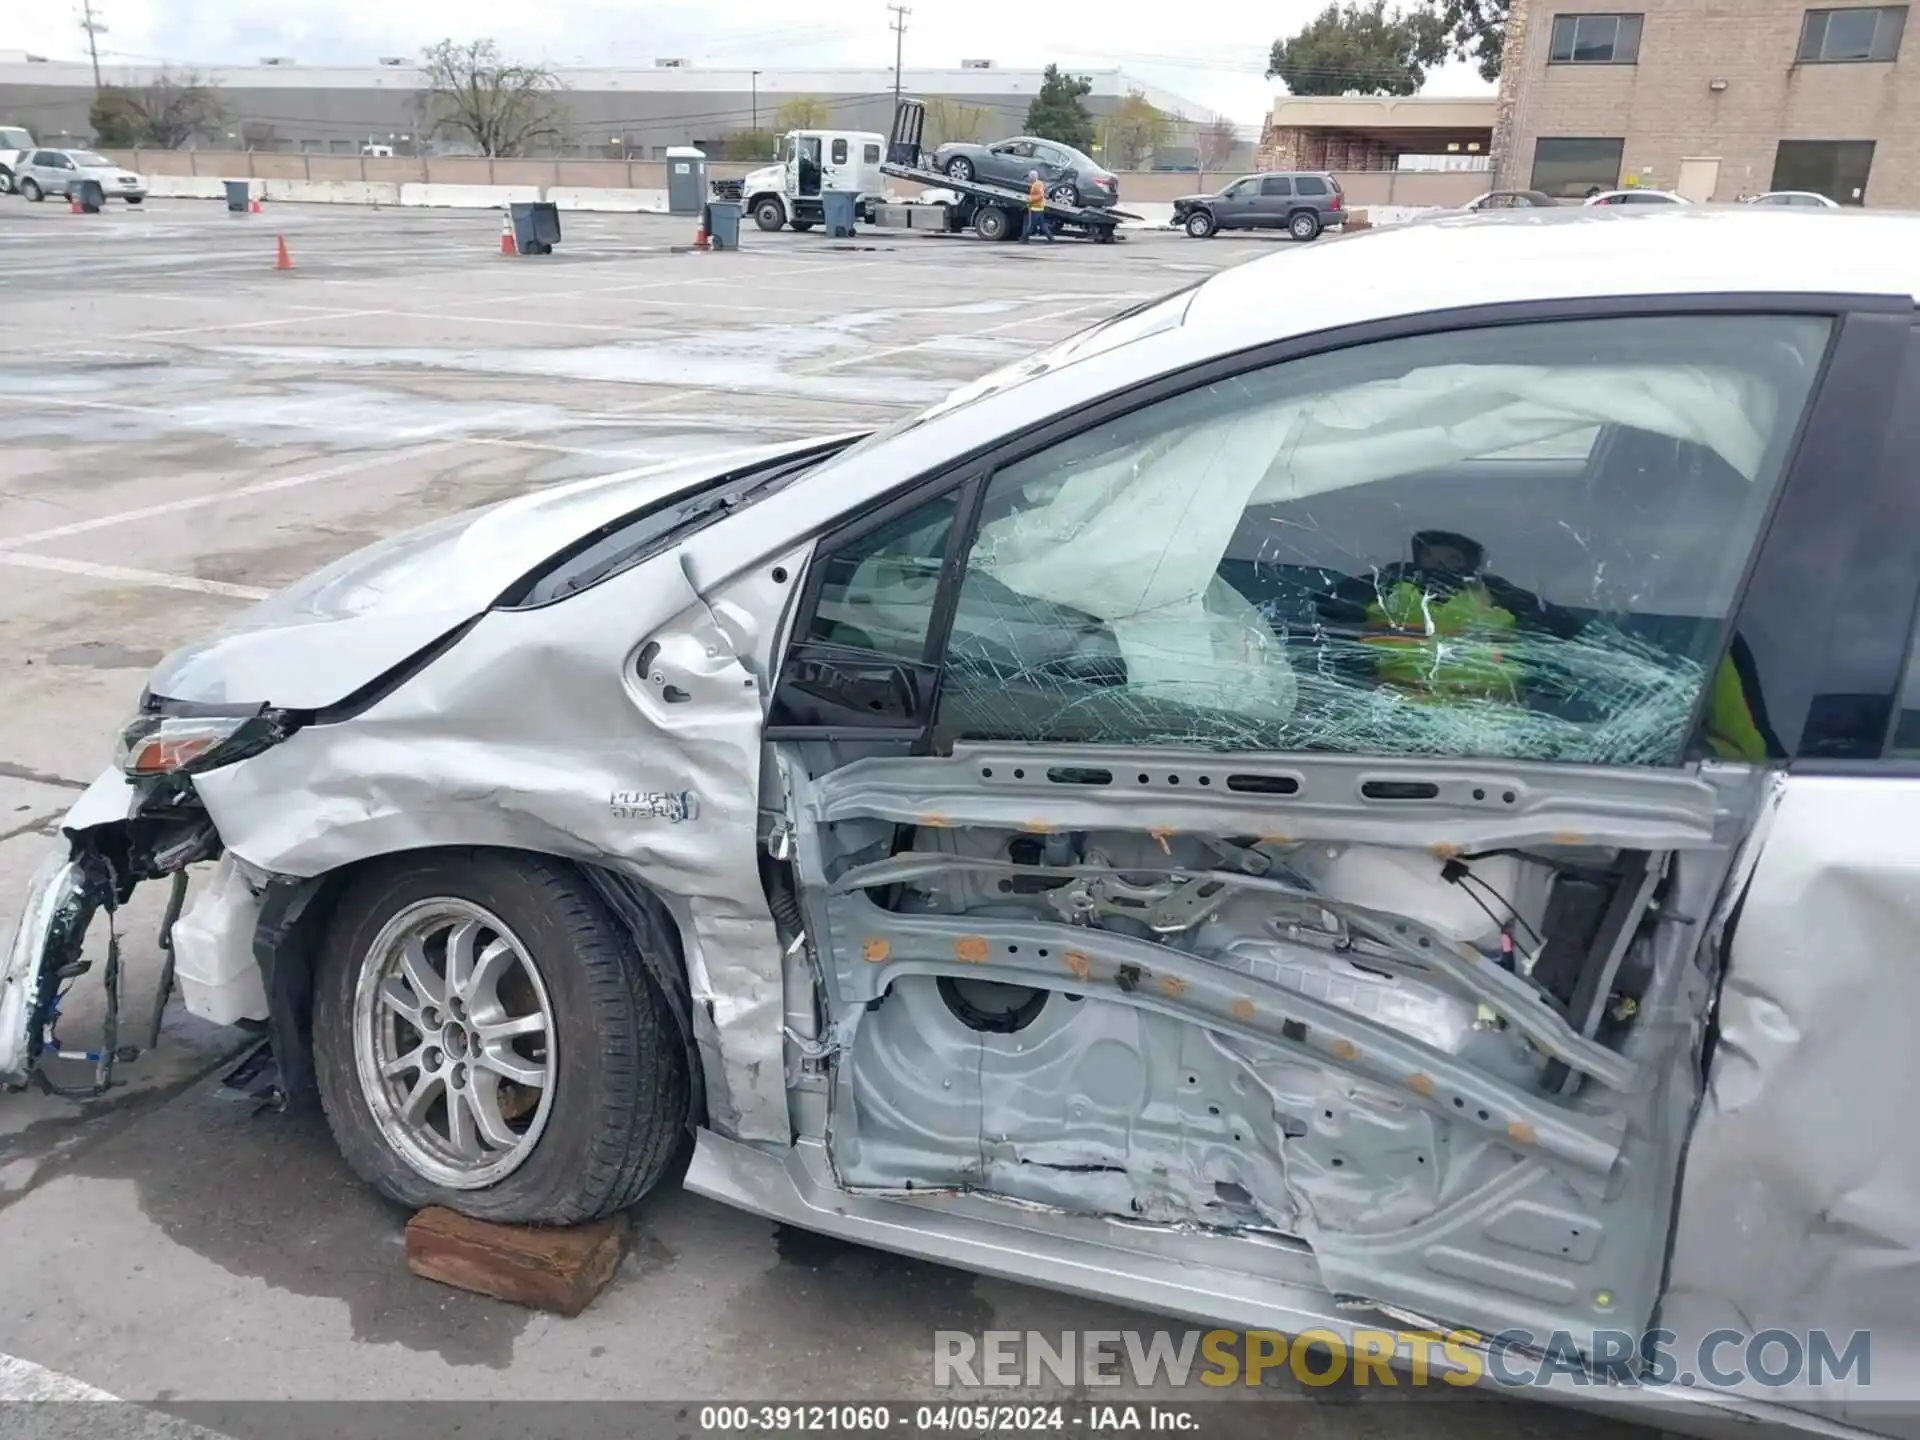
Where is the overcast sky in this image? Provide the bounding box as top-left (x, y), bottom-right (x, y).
top-left (13, 0), bottom-right (1493, 123)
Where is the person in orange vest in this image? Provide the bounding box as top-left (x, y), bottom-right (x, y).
top-left (1023, 170), bottom-right (1053, 243)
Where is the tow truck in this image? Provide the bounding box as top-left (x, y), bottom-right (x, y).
top-left (877, 99), bottom-right (1133, 243)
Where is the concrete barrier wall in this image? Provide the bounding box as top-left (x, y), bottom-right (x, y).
top-left (261, 178), bottom-right (404, 205)
top-left (398, 182), bottom-right (544, 208)
top-left (545, 186), bottom-right (668, 213)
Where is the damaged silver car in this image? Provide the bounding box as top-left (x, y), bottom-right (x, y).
top-left (8, 207), bottom-right (1920, 1427)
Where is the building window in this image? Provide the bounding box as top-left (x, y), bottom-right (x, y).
top-left (1798, 6), bottom-right (1907, 61)
top-left (1548, 13), bottom-right (1645, 64)
top-left (1530, 136), bottom-right (1624, 196)
top-left (1772, 139), bottom-right (1876, 203)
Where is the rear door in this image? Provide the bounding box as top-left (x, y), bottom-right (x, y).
top-left (760, 296), bottom-right (1901, 1354)
top-left (1256, 174), bottom-right (1293, 225)
top-left (1294, 172), bottom-right (1335, 222)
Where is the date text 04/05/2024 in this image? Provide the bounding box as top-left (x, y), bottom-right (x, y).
top-left (696, 1404), bottom-right (1197, 1432)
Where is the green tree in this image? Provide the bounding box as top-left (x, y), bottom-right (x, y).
top-left (1024, 64), bottom-right (1095, 152)
top-left (89, 87), bottom-right (143, 148)
top-left (1104, 89), bottom-right (1172, 169)
top-left (773, 96), bottom-right (828, 131)
top-left (1267, 0), bottom-right (1448, 97)
top-left (1433, 0), bottom-right (1510, 82)
top-left (718, 129), bottom-right (776, 160)
top-left (421, 39), bottom-right (565, 157)
top-left (88, 71), bottom-right (226, 149)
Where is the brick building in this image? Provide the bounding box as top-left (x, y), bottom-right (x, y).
top-left (1493, 1), bottom-right (1919, 204)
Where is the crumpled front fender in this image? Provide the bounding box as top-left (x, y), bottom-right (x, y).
top-left (0, 770), bottom-right (142, 1081)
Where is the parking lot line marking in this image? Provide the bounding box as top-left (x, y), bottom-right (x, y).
top-left (0, 1351), bottom-right (238, 1437)
top-left (0, 442), bottom-right (463, 550)
top-left (0, 552), bottom-right (272, 600)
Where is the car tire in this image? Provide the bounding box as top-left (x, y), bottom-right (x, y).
top-left (0, 170), bottom-right (12, 195)
top-left (312, 849), bottom-right (689, 1226)
top-left (19, 179), bottom-right (42, 203)
top-left (125, 196), bottom-right (143, 206)
top-left (1289, 211), bottom-right (1321, 241)
top-left (790, 219), bottom-right (814, 232)
top-left (973, 205), bottom-right (1012, 241)
top-left (1051, 183), bottom-right (1079, 208)
top-left (752, 197), bottom-right (786, 231)
top-left (1184, 210), bottom-right (1216, 239)
top-left (945, 157), bottom-right (974, 183)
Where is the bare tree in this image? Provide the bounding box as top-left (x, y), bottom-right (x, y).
top-left (1195, 114), bottom-right (1240, 175)
top-left (421, 39), bottom-right (565, 157)
top-left (773, 96), bottom-right (829, 131)
top-left (90, 70), bottom-right (226, 149)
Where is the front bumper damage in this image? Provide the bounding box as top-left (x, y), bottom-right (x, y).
top-left (0, 769), bottom-right (214, 1096)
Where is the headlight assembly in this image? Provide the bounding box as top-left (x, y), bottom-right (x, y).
top-left (115, 709), bottom-right (294, 778)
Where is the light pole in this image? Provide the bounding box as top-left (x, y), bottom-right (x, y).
top-left (752, 69), bottom-right (760, 137)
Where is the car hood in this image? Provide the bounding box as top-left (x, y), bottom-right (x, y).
top-left (1171, 194), bottom-right (1211, 207)
top-left (149, 437), bottom-right (826, 710)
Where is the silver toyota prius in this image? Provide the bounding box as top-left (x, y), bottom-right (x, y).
top-left (6, 206), bottom-right (1918, 1429)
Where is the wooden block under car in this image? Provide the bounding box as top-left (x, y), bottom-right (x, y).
top-left (405, 1206), bottom-right (629, 1316)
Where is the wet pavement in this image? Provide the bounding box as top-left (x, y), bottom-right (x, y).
top-left (0, 197), bottom-right (1646, 1438)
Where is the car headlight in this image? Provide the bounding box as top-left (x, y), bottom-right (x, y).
top-left (115, 710), bottom-right (291, 777)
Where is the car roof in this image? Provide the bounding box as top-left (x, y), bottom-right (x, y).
top-left (1182, 207), bottom-right (1920, 342)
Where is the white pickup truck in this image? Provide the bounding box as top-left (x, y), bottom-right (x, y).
top-left (0, 125), bottom-right (35, 195)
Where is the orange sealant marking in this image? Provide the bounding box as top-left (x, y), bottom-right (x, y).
top-left (954, 935), bottom-right (990, 964)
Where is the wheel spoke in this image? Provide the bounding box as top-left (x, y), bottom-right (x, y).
top-left (466, 1072), bottom-right (523, 1150)
top-left (474, 1011), bottom-right (545, 1045)
top-left (476, 1042), bottom-right (547, 1089)
top-left (398, 936), bottom-right (445, 1008)
top-left (378, 976), bottom-right (425, 1030)
top-left (381, 1045), bottom-right (427, 1079)
top-left (444, 920), bottom-right (481, 1000)
top-left (444, 1083), bottom-right (481, 1159)
top-left (400, 1069), bottom-right (445, 1125)
top-left (467, 937), bottom-right (517, 1012)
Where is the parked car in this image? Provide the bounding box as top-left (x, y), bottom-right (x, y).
top-left (1584, 188), bottom-right (1689, 206)
top-left (1174, 171), bottom-right (1346, 240)
top-left (1461, 189), bottom-right (1561, 211)
top-left (929, 135), bottom-right (1118, 209)
top-left (12, 148), bottom-right (145, 204)
top-left (1748, 190), bottom-right (1841, 208)
top-left (0, 124), bottom-right (34, 195)
top-left (12, 208), bottom-right (1920, 1429)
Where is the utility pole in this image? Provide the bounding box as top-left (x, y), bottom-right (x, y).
top-left (79, 0), bottom-right (106, 90)
top-left (751, 69), bottom-right (759, 135)
top-left (888, 5), bottom-right (910, 108)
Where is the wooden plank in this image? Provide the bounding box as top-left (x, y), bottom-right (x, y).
top-left (405, 1207), bottom-right (628, 1316)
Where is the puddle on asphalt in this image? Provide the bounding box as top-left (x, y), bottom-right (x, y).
top-left (48, 640), bottom-right (166, 669)
top-left (222, 307), bottom-right (963, 404)
top-left (62, 1084), bottom-right (534, 1368)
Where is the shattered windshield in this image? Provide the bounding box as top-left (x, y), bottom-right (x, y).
top-left (829, 313), bottom-right (1832, 766)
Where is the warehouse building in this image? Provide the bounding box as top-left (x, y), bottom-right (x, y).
top-left (0, 52), bottom-right (1220, 162)
top-left (1492, 0), bottom-right (1920, 203)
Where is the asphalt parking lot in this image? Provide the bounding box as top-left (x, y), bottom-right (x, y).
top-left (0, 197), bottom-right (1642, 1438)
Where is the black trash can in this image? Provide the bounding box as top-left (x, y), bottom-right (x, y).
top-left (508, 201), bottom-right (562, 256)
top-left (822, 189), bottom-right (858, 238)
top-left (73, 178), bottom-right (105, 213)
top-left (704, 199), bottom-right (744, 251)
top-left (225, 180), bottom-right (250, 213)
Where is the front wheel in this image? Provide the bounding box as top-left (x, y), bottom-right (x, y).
top-left (752, 197), bottom-right (786, 231)
top-left (1289, 211), bottom-right (1321, 241)
top-left (0, 170), bottom-right (13, 195)
top-left (312, 850), bottom-right (688, 1225)
top-left (1184, 210), bottom-right (1215, 239)
top-left (789, 219), bottom-right (814, 232)
top-left (945, 157), bottom-right (974, 183)
top-left (19, 178), bottom-right (42, 203)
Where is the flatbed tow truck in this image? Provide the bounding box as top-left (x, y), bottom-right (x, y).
top-left (877, 98), bottom-right (1136, 243)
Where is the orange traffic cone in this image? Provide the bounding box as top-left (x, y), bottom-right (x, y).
top-left (249, 197), bottom-right (262, 214)
top-left (693, 222), bottom-right (710, 251)
top-left (499, 213), bottom-right (517, 256)
top-left (70, 196), bottom-right (84, 214)
top-left (274, 235), bottom-right (294, 271)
